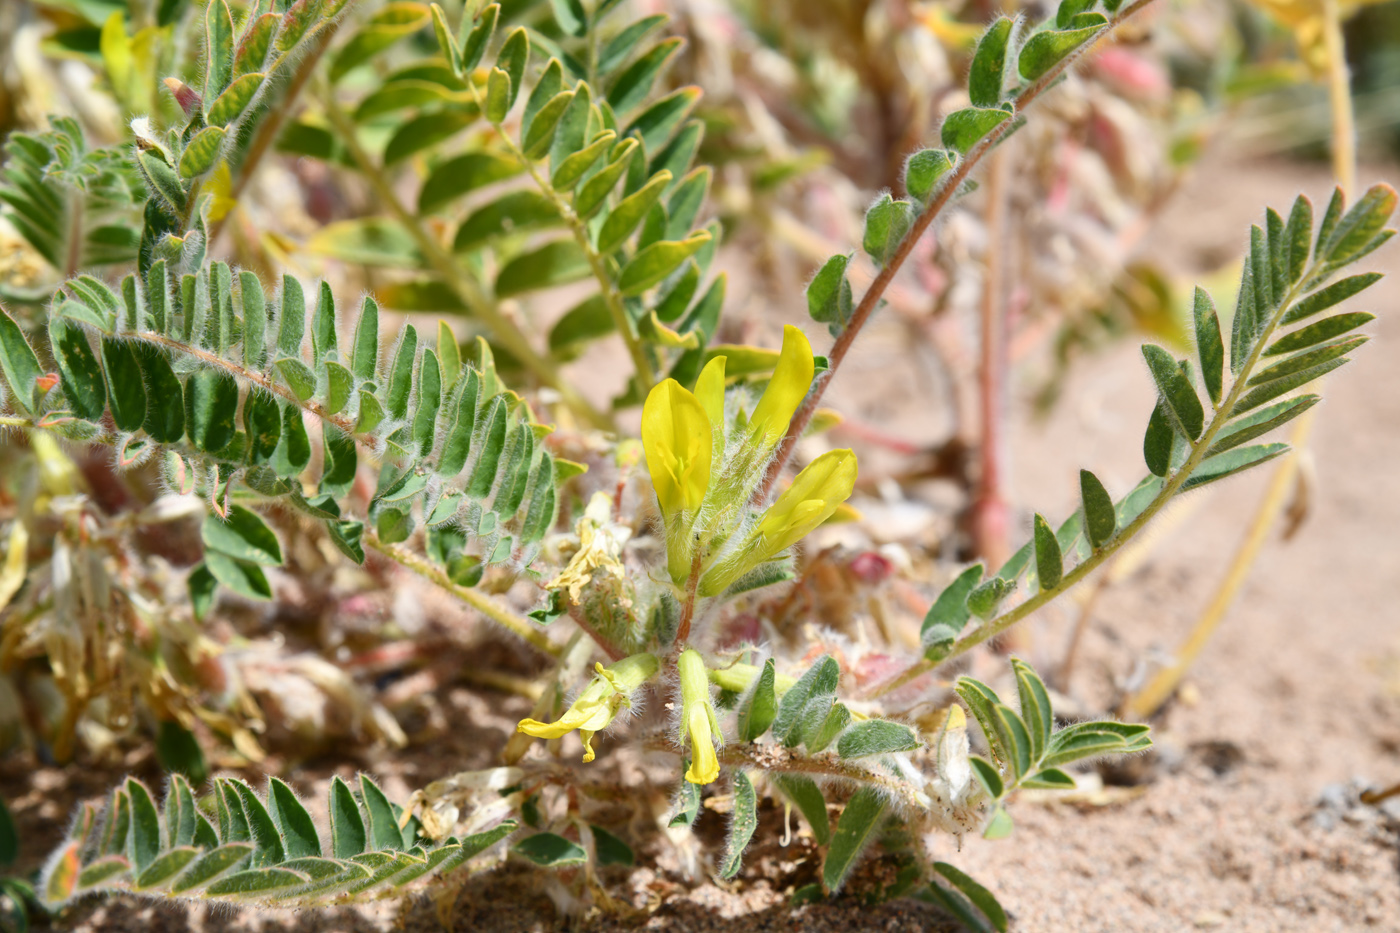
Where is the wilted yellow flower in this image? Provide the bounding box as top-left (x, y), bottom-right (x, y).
top-left (642, 379), bottom-right (713, 516)
top-left (516, 653), bottom-right (659, 762)
top-left (677, 648), bottom-right (721, 785)
top-left (749, 325), bottom-right (814, 443)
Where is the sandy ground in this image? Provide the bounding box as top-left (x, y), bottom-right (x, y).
top-left (3, 151), bottom-right (1399, 932)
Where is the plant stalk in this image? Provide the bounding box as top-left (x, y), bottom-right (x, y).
top-left (755, 0), bottom-right (1161, 504)
top-left (364, 528), bottom-right (559, 657)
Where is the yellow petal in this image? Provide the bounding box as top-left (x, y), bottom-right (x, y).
top-left (684, 706), bottom-right (720, 785)
top-left (694, 355), bottom-right (727, 428)
top-left (757, 448), bottom-right (858, 552)
top-left (749, 325), bottom-right (814, 443)
top-left (516, 718), bottom-right (574, 739)
top-left (642, 379), bottom-right (713, 514)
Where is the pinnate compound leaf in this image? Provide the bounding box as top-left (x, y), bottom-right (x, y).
top-left (822, 787), bottom-right (886, 892)
top-left (719, 771), bottom-right (758, 879)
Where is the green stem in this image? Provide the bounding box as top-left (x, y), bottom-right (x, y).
top-left (874, 261), bottom-right (1321, 697)
top-left (468, 84), bottom-right (658, 394)
top-left (364, 527), bottom-right (559, 657)
top-left (319, 93), bottom-right (613, 430)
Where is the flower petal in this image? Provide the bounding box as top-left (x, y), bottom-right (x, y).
top-left (749, 325), bottom-right (814, 443)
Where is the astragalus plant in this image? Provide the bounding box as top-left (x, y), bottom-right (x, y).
top-left (0, 0), bottom-right (1393, 928)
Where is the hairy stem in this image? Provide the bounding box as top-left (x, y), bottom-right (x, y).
top-left (756, 0), bottom-right (1161, 503)
top-left (969, 147), bottom-right (1011, 570)
top-left (320, 94), bottom-right (613, 430)
top-left (364, 527), bottom-right (559, 657)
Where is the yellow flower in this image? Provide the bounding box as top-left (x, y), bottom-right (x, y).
top-left (755, 448), bottom-right (857, 555)
top-left (698, 448), bottom-right (858, 596)
top-left (642, 379), bottom-right (713, 516)
top-left (749, 325), bottom-right (814, 443)
top-left (516, 653), bottom-right (659, 762)
top-left (677, 648), bottom-right (721, 785)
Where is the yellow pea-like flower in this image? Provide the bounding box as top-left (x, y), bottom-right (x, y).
top-left (677, 648), bottom-right (721, 785)
top-left (698, 448), bottom-right (859, 596)
top-left (749, 325), bottom-right (815, 444)
top-left (642, 379), bottom-right (713, 516)
top-left (516, 654), bottom-right (659, 762)
top-left (755, 448), bottom-right (858, 555)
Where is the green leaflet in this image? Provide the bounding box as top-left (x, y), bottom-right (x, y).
top-left (608, 37), bottom-right (683, 113)
top-left (921, 563), bottom-right (983, 658)
top-left (1017, 18), bottom-right (1106, 82)
top-left (1031, 513), bottom-right (1063, 592)
top-left (736, 658), bottom-right (778, 741)
top-left (836, 720), bottom-right (920, 758)
top-left (968, 17), bottom-right (1013, 107)
top-left (418, 152), bottom-right (520, 214)
top-left (822, 787), bottom-right (887, 892)
top-left (941, 107), bottom-right (1011, 155)
top-left (512, 833), bottom-right (586, 867)
top-left (1141, 344), bottom-right (1204, 440)
top-left (202, 505), bottom-right (283, 566)
top-left (1079, 470), bottom-right (1116, 549)
top-left (50, 318), bottom-right (106, 420)
top-left (496, 240), bottom-right (591, 296)
top-left (719, 771), bottom-right (758, 880)
top-left (454, 190), bottom-right (562, 252)
top-left (101, 337), bottom-right (147, 432)
top-left (0, 309), bottom-right (44, 414)
top-left (862, 194), bottom-right (915, 266)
